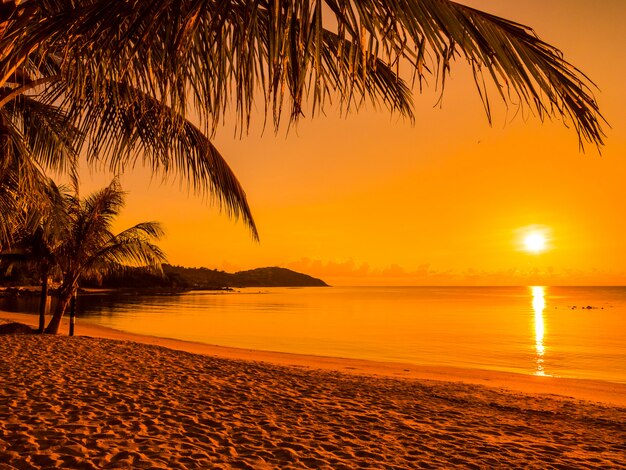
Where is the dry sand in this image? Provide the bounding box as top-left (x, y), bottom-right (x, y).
top-left (1, 312), bottom-right (625, 469)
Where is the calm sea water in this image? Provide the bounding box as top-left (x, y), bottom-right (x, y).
top-left (3, 286), bottom-right (626, 383)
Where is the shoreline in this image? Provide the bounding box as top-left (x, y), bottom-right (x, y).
top-left (3, 310), bottom-right (626, 407)
top-left (2, 311), bottom-right (625, 468)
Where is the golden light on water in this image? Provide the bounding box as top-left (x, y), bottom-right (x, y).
top-left (531, 286), bottom-right (546, 376)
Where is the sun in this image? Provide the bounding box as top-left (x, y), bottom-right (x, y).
top-left (523, 232), bottom-right (547, 254)
top-left (515, 225), bottom-right (552, 255)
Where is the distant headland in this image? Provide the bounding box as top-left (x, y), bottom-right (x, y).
top-left (80, 265), bottom-right (329, 290)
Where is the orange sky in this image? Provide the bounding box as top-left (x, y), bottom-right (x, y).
top-left (81, 0), bottom-right (626, 286)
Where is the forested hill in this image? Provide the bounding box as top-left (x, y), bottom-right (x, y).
top-left (86, 265), bottom-right (329, 289)
top-left (165, 265), bottom-right (328, 288)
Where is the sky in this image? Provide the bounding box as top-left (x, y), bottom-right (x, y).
top-left (81, 0), bottom-right (626, 286)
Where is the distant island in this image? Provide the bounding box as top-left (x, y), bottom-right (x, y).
top-left (0, 263), bottom-right (328, 292)
top-left (80, 265), bottom-right (329, 290)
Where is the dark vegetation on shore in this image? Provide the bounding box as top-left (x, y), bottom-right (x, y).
top-left (0, 264), bottom-right (328, 292)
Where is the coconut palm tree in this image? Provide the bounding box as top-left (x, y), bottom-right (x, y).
top-left (0, 95), bottom-right (76, 246)
top-left (0, 1), bottom-right (606, 223)
top-left (0, 170), bottom-right (69, 332)
top-left (0, 1), bottom-right (608, 280)
top-left (17, 180), bottom-right (69, 333)
top-left (0, 90), bottom-right (78, 329)
top-left (43, 179), bottom-right (166, 334)
top-left (0, 0), bottom-right (606, 153)
top-left (0, 1), bottom-right (259, 244)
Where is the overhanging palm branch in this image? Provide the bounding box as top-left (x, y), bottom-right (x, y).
top-left (0, 111), bottom-right (73, 247)
top-left (0, 0), bottom-right (605, 148)
top-left (38, 77), bottom-right (258, 237)
top-left (1, 95), bottom-right (80, 177)
top-left (20, 178), bottom-right (71, 248)
top-left (0, 161), bottom-right (21, 245)
top-left (0, 53), bottom-right (80, 245)
top-left (0, 58), bottom-right (259, 241)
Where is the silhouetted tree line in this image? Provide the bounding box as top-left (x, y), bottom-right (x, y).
top-left (83, 265), bottom-right (329, 289)
top-left (1, 263), bottom-right (328, 291)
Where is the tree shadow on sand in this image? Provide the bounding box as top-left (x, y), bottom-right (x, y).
top-left (0, 321), bottom-right (35, 335)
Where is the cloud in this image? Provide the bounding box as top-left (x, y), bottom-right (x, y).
top-left (283, 258), bottom-right (626, 286)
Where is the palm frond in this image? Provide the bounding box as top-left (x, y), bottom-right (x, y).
top-left (72, 180), bottom-right (125, 259)
top-left (115, 221), bottom-right (167, 241)
top-left (81, 221), bottom-right (167, 279)
top-left (319, 29), bottom-right (415, 120)
top-left (0, 111), bottom-right (60, 209)
top-left (4, 95), bottom-right (80, 175)
top-left (48, 179), bottom-right (166, 281)
top-left (21, 177), bottom-right (71, 239)
top-left (39, 78), bottom-right (259, 239)
top-left (0, 168), bottom-right (22, 246)
top-left (1, 0), bottom-right (603, 147)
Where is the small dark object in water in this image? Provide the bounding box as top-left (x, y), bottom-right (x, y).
top-left (0, 322), bottom-right (35, 335)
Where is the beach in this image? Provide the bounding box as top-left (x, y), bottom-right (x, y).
top-left (1, 312), bottom-right (625, 469)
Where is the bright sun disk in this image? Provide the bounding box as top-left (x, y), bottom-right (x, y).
top-left (524, 232), bottom-right (547, 253)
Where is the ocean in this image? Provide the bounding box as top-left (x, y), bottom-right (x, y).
top-left (3, 286), bottom-right (625, 383)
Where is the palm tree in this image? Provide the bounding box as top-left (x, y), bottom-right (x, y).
top-left (0, 2), bottom-right (259, 245)
top-left (0, 175), bottom-right (68, 332)
top-left (0, 97), bottom-right (75, 247)
top-left (19, 180), bottom-right (69, 333)
top-left (0, 1), bottom-right (606, 239)
top-left (0, 82), bottom-right (258, 252)
top-left (43, 179), bottom-right (166, 334)
top-left (0, 0), bottom-right (606, 152)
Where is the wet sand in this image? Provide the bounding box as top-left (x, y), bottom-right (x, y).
top-left (1, 312), bottom-right (625, 468)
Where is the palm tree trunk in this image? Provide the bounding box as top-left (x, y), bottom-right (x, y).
top-left (37, 266), bottom-right (49, 334)
top-left (44, 284), bottom-right (73, 334)
top-left (68, 291), bottom-right (77, 336)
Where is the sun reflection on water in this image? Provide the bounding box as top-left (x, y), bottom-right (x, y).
top-left (531, 286), bottom-right (547, 376)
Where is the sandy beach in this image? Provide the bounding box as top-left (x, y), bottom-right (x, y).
top-left (1, 312), bottom-right (625, 469)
